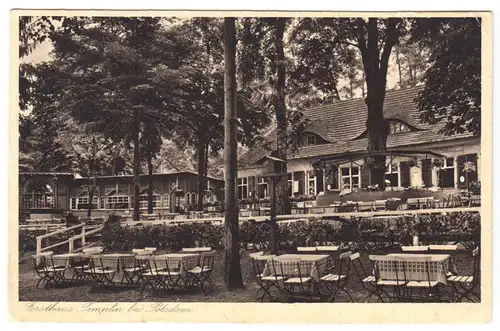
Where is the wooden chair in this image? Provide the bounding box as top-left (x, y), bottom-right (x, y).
top-left (274, 259), bottom-right (314, 302)
top-left (120, 255), bottom-right (144, 285)
top-left (319, 251), bottom-right (353, 302)
top-left (84, 255), bottom-right (118, 291)
top-left (152, 256), bottom-right (183, 295)
top-left (32, 251), bottom-right (69, 289)
top-left (349, 252), bottom-right (378, 302)
top-left (187, 251), bottom-right (217, 294)
top-left (136, 255), bottom-right (157, 296)
top-left (448, 247), bottom-right (480, 302)
top-left (399, 256), bottom-right (441, 302)
top-left (250, 254), bottom-right (281, 302)
top-left (369, 255), bottom-right (407, 302)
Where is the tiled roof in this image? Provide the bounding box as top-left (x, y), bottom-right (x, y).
top-left (239, 87), bottom-right (473, 168)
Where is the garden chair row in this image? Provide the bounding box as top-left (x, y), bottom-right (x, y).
top-left (32, 248), bottom-right (217, 296)
top-left (349, 247), bottom-right (479, 303)
top-left (250, 251), bottom-right (353, 302)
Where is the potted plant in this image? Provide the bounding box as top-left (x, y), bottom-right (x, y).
top-left (433, 158), bottom-right (443, 168)
top-left (408, 157), bottom-right (418, 168)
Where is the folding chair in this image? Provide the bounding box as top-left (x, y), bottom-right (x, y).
top-left (187, 251), bottom-right (216, 294)
top-left (319, 251), bottom-right (353, 302)
top-left (278, 259), bottom-right (315, 302)
top-left (32, 252), bottom-right (69, 289)
top-left (400, 256), bottom-right (441, 302)
top-left (136, 255), bottom-right (157, 296)
top-left (84, 255), bottom-right (118, 290)
top-left (349, 252), bottom-right (379, 302)
top-left (448, 247), bottom-right (480, 302)
top-left (152, 256), bottom-right (183, 295)
top-left (120, 255), bottom-right (144, 285)
top-left (369, 255), bottom-right (407, 302)
top-left (250, 254), bottom-right (280, 302)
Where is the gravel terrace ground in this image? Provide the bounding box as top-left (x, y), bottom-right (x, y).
top-left (18, 249), bottom-right (479, 303)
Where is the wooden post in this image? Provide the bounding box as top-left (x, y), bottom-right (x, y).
top-left (36, 237), bottom-right (42, 266)
top-left (81, 226), bottom-right (86, 246)
top-left (68, 239), bottom-right (74, 253)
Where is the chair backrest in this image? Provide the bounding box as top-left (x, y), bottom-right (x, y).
top-left (200, 250), bottom-right (217, 269)
top-left (333, 251), bottom-right (352, 276)
top-left (92, 255), bottom-right (119, 271)
top-left (472, 247), bottom-right (480, 282)
top-left (119, 255), bottom-right (137, 269)
top-left (401, 245), bottom-right (430, 252)
top-left (297, 247), bottom-right (317, 252)
top-left (153, 255), bottom-right (180, 273)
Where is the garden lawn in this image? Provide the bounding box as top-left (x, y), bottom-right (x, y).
top-left (18, 249), bottom-right (478, 303)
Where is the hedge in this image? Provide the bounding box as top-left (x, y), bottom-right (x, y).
top-left (101, 212), bottom-right (480, 252)
top-left (18, 212), bottom-right (480, 254)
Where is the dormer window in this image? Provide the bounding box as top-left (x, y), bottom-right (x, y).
top-left (389, 121), bottom-right (411, 134)
top-left (306, 134), bottom-right (316, 146)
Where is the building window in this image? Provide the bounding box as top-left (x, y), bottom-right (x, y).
top-left (306, 134), bottom-right (316, 146)
top-left (385, 162), bottom-right (399, 187)
top-left (257, 177), bottom-right (268, 198)
top-left (308, 171), bottom-right (316, 195)
top-left (389, 121), bottom-right (411, 134)
top-left (439, 157), bottom-right (455, 188)
top-left (341, 166), bottom-right (360, 189)
top-left (70, 197), bottom-right (77, 210)
top-left (131, 195), bottom-right (161, 209)
top-left (237, 177), bottom-right (248, 200)
top-left (106, 196), bottom-right (129, 209)
top-left (76, 196), bottom-right (99, 210)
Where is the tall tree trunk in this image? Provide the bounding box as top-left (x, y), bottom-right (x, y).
top-left (223, 17), bottom-right (244, 290)
top-left (132, 108), bottom-right (141, 221)
top-left (395, 46), bottom-right (403, 87)
top-left (196, 137), bottom-right (206, 211)
top-left (147, 155), bottom-right (154, 215)
top-left (274, 18), bottom-right (291, 216)
top-left (358, 18), bottom-right (399, 190)
top-left (87, 182), bottom-right (93, 218)
top-left (203, 142), bottom-right (209, 206)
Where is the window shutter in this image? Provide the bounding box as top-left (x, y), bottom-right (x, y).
top-left (361, 165), bottom-right (370, 188)
top-left (400, 162), bottom-right (411, 187)
top-left (421, 159), bottom-right (432, 187)
top-left (248, 176), bottom-right (255, 198)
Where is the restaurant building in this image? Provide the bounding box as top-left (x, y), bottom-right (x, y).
top-left (237, 87), bottom-right (480, 203)
top-left (19, 171), bottom-right (224, 219)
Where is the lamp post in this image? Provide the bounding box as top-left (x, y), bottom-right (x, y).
top-left (259, 156), bottom-right (287, 255)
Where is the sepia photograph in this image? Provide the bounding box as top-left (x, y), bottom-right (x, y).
top-left (9, 10), bottom-right (492, 323)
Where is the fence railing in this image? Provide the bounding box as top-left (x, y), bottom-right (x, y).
top-left (35, 222), bottom-right (104, 264)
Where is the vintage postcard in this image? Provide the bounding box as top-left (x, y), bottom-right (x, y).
top-left (9, 10), bottom-right (492, 323)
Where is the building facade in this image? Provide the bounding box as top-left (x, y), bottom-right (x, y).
top-left (237, 87), bottom-right (480, 203)
top-left (19, 171), bottom-right (224, 219)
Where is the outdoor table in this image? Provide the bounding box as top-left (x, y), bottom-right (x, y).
top-left (262, 254), bottom-right (330, 282)
top-left (181, 247), bottom-right (212, 253)
top-left (386, 253), bottom-right (451, 284)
